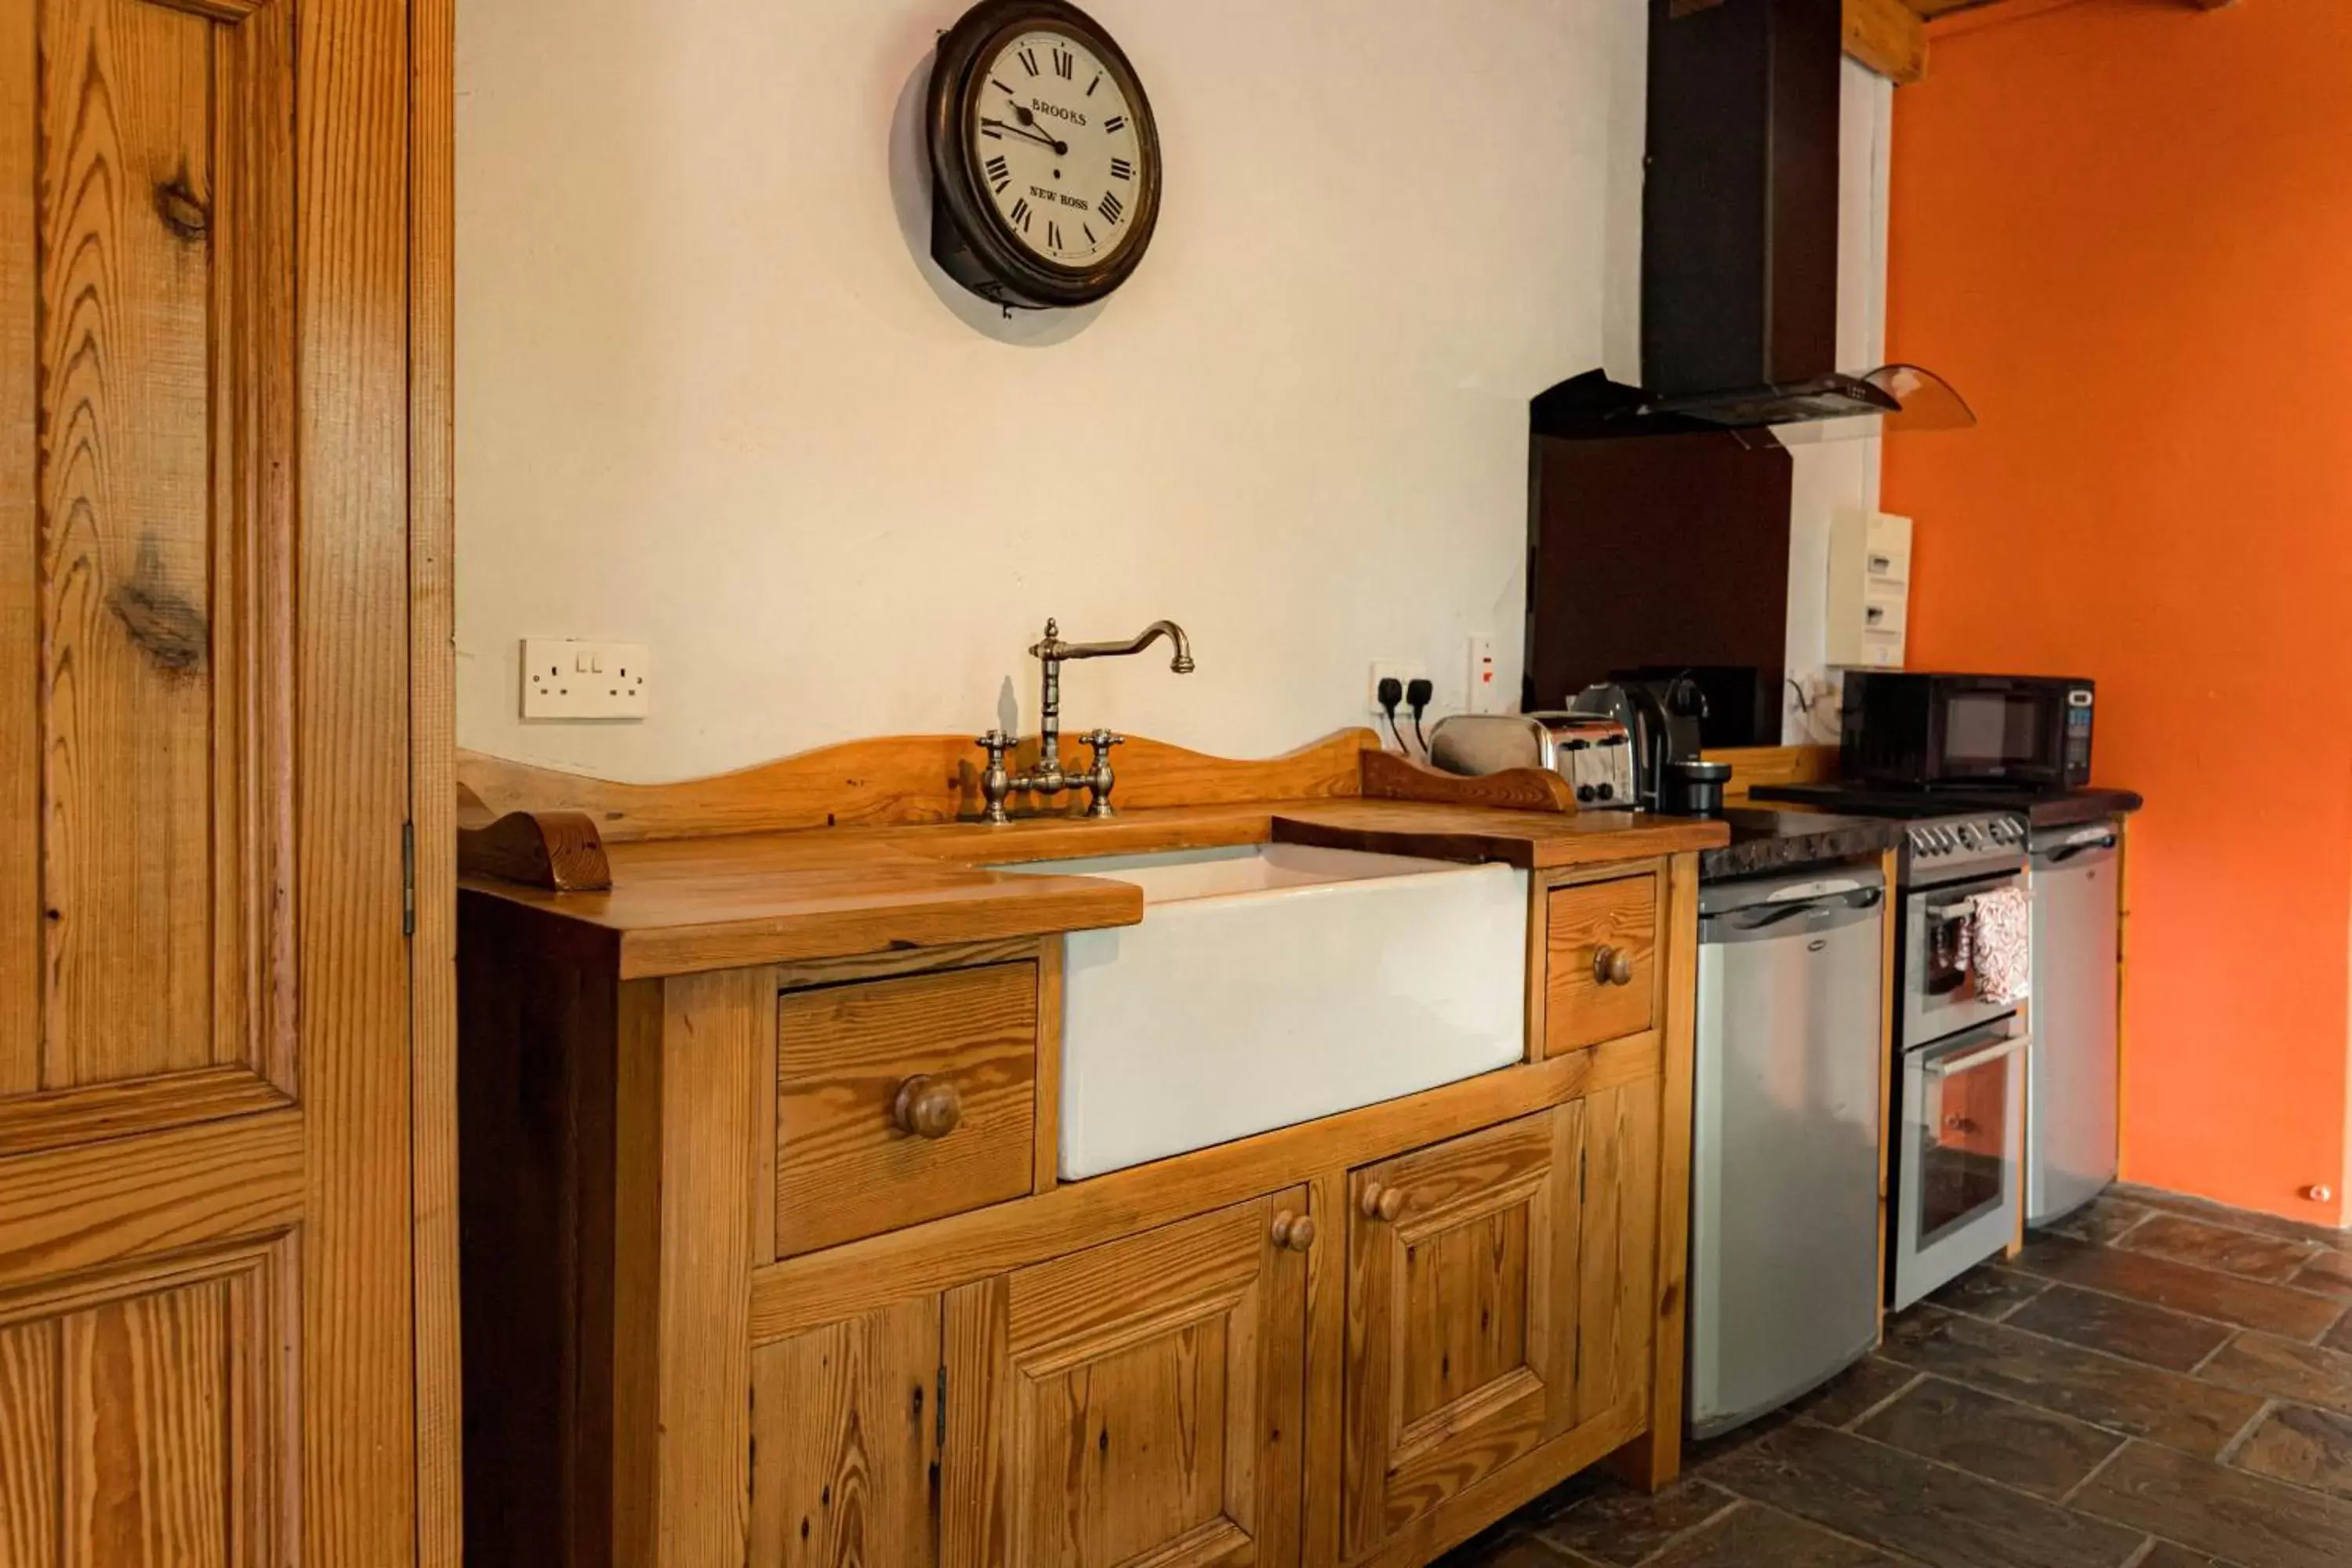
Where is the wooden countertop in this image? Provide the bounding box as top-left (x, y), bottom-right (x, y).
top-left (462, 799), bottom-right (1728, 980)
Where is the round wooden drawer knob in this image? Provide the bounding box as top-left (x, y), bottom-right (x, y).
top-left (1270, 1211), bottom-right (1318, 1252)
top-left (893, 1075), bottom-right (963, 1140)
top-left (1593, 946), bottom-right (1635, 987)
top-left (1359, 1184), bottom-right (1408, 1223)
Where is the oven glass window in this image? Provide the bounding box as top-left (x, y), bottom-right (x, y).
top-left (1943, 692), bottom-right (2048, 775)
top-left (1919, 1051), bottom-right (2013, 1247)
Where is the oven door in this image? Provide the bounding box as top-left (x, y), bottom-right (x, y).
top-left (1902, 869), bottom-right (2027, 1046)
top-left (1893, 1018), bottom-right (2028, 1309)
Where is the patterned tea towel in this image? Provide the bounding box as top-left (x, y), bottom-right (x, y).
top-left (1969, 884), bottom-right (2033, 1007)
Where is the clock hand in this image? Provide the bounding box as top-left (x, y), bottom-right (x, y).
top-left (980, 117), bottom-right (1068, 156)
top-left (1007, 106), bottom-right (1072, 157)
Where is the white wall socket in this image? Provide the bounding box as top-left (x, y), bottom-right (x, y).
top-left (1467, 637), bottom-right (1501, 714)
top-left (1367, 660), bottom-right (1428, 720)
top-left (522, 638), bottom-right (651, 721)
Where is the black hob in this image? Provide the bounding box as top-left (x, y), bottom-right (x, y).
top-left (1751, 782), bottom-right (2143, 830)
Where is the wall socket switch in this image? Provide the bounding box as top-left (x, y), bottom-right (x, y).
top-left (1467, 637), bottom-right (1501, 714)
top-left (522, 638), bottom-right (651, 721)
top-left (1367, 661), bottom-right (1428, 720)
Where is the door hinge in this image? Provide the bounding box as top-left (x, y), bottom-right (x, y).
top-left (401, 821), bottom-right (416, 938)
top-left (935, 1363), bottom-right (949, 1449)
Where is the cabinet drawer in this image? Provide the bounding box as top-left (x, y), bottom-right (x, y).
top-left (1544, 875), bottom-right (1657, 1057)
top-left (776, 962), bottom-right (1038, 1258)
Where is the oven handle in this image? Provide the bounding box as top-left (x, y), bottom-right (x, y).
top-left (1925, 896), bottom-right (1980, 924)
top-left (1923, 1034), bottom-right (2031, 1079)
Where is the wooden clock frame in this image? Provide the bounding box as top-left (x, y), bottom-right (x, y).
top-left (927, 0), bottom-right (1165, 310)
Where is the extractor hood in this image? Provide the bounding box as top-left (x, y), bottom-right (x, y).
top-left (1537, 0), bottom-right (1973, 445)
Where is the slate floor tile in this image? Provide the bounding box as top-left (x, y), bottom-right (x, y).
top-left (2011, 1234), bottom-right (2343, 1340)
top-left (2042, 1195), bottom-right (2154, 1247)
top-left (2235, 1403), bottom-right (2352, 1499)
top-left (2325, 1308), bottom-right (2352, 1357)
top-left (2133, 1544), bottom-right (2239, 1568)
top-left (1878, 1305), bottom-right (2267, 1457)
top-left (2109, 1185), bottom-right (2348, 1250)
top-left (1529, 1479), bottom-right (1737, 1566)
top-left (2286, 1248), bottom-right (2352, 1304)
top-left (1854, 1376), bottom-right (2126, 1501)
top-left (1643, 1501), bottom-right (1915, 1568)
top-left (1929, 1262), bottom-right (2051, 1321)
top-left (2201, 1332), bottom-right (2352, 1417)
top-left (1437, 1530), bottom-right (1573, 1568)
top-left (1786, 1356), bottom-right (1923, 1429)
top-left (2002, 1282), bottom-right (2236, 1373)
top-left (2078, 1440), bottom-right (2352, 1568)
top-left (2120, 1214), bottom-right (2322, 1285)
top-left (1703, 1421), bottom-right (2144, 1568)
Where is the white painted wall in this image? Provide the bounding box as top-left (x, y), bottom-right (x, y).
top-left (456, 0), bottom-right (1650, 780)
top-left (1782, 60), bottom-right (1896, 744)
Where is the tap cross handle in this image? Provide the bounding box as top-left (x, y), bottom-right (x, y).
top-left (975, 730), bottom-right (1014, 826)
top-left (1082, 731), bottom-right (1126, 820)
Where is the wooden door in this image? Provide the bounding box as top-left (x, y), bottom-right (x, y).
top-left (0, 0), bottom-right (445, 1560)
top-left (1340, 1109), bottom-right (1586, 1559)
top-left (753, 1297), bottom-right (944, 1568)
top-left (1570, 1079), bottom-right (1661, 1432)
top-left (942, 1190), bottom-right (1312, 1568)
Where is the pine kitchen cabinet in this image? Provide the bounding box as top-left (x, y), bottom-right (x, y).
top-left (455, 731), bottom-right (1723, 1568)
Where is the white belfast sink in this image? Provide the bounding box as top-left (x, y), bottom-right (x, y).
top-left (994, 844), bottom-right (1529, 1180)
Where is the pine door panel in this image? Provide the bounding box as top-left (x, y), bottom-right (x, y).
top-left (1341, 1109), bottom-right (1583, 1560)
top-left (944, 1190), bottom-right (1309, 1568)
top-left (0, 1238), bottom-right (290, 1567)
top-left (4, 0), bottom-right (296, 1152)
top-left (1574, 1078), bottom-right (1661, 1429)
top-left (750, 1296), bottom-right (942, 1568)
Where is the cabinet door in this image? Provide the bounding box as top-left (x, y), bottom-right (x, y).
top-left (1571, 1078), bottom-right (1662, 1432)
top-left (942, 1189), bottom-right (1311, 1568)
top-left (1341, 1110), bottom-right (1583, 1559)
top-left (752, 1297), bottom-right (942, 1568)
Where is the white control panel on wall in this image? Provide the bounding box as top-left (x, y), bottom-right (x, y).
top-left (522, 638), bottom-right (652, 721)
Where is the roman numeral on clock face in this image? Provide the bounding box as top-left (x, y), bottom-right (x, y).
top-left (1098, 191), bottom-right (1124, 225)
top-left (1087, 72), bottom-right (1103, 97)
top-left (1110, 157), bottom-right (1134, 181)
top-left (1053, 46), bottom-right (1074, 78)
top-left (1011, 197), bottom-right (1033, 232)
top-left (985, 155), bottom-right (1012, 194)
top-left (1048, 220), bottom-right (1063, 252)
top-left (1104, 115), bottom-right (1127, 135)
top-left (1019, 47), bottom-right (1040, 76)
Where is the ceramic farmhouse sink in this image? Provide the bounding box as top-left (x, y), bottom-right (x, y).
top-left (994, 844), bottom-right (1528, 1179)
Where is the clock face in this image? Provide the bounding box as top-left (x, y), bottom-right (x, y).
top-left (970, 29), bottom-right (1147, 270)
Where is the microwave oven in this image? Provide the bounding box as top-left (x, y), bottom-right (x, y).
top-left (1840, 673), bottom-right (2096, 791)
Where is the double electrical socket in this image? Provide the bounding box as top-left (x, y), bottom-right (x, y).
top-left (522, 638), bottom-right (651, 721)
top-left (1367, 638), bottom-right (1504, 720)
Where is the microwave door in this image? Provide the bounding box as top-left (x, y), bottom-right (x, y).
top-left (1939, 689), bottom-right (2044, 782)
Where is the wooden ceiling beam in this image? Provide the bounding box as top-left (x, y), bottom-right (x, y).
top-left (1846, 0), bottom-right (1929, 85)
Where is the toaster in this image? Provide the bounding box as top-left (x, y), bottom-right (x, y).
top-left (1426, 713), bottom-right (1639, 810)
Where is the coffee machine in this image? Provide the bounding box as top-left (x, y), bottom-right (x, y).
top-left (1569, 677), bottom-right (1708, 813)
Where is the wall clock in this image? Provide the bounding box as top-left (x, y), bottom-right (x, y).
top-left (927, 0), bottom-right (1163, 310)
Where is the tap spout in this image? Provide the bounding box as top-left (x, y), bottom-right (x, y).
top-left (1047, 619), bottom-right (1196, 674)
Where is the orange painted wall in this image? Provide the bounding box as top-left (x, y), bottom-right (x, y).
top-left (1882, 0), bottom-right (2352, 1224)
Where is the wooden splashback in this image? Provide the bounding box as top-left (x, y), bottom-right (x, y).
top-left (1708, 744), bottom-right (1838, 803)
top-left (458, 728), bottom-right (1385, 844)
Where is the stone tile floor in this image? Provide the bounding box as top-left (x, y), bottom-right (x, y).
top-left (1440, 1184), bottom-right (2352, 1568)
